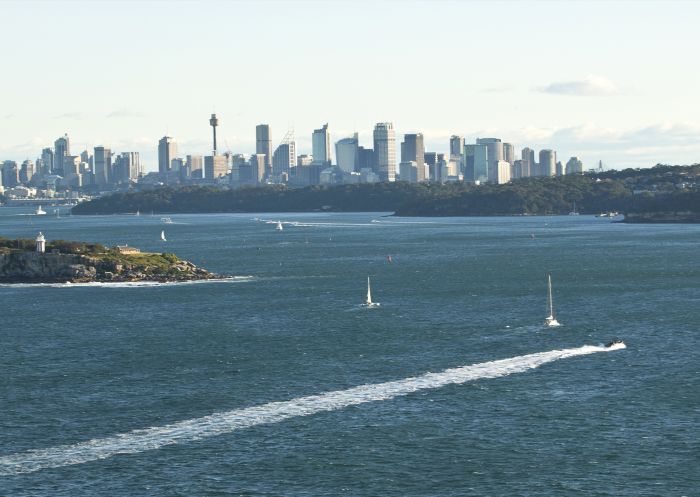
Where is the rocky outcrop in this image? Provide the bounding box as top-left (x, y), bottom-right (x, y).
top-left (0, 252), bottom-right (218, 283)
top-left (622, 211), bottom-right (700, 223)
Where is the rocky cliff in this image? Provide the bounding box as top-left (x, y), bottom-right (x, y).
top-left (0, 252), bottom-right (218, 283)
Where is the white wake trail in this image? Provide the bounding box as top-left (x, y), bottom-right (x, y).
top-left (0, 343), bottom-right (624, 476)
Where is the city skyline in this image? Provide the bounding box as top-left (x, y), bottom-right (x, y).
top-left (2, 0), bottom-right (699, 169)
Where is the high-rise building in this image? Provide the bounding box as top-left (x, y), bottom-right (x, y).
top-left (256, 124), bottom-right (272, 174)
top-left (476, 138), bottom-right (503, 183)
top-left (539, 149), bottom-right (557, 176)
top-left (473, 144), bottom-right (489, 183)
top-left (19, 160), bottom-right (35, 184)
top-left (450, 135), bottom-right (464, 158)
top-left (297, 154), bottom-right (313, 167)
top-left (272, 141), bottom-right (296, 177)
top-left (399, 161), bottom-right (418, 183)
top-left (93, 146), bottom-right (112, 186)
top-left (186, 155), bottom-right (203, 179)
top-left (204, 155), bottom-right (228, 180)
top-left (335, 134), bottom-right (359, 173)
top-left (357, 146), bottom-right (375, 171)
top-left (250, 154), bottom-right (266, 184)
top-left (312, 123), bottom-right (331, 166)
top-left (495, 160), bottom-right (511, 184)
top-left (54, 134), bottom-right (70, 176)
top-left (503, 142), bottom-right (515, 166)
top-left (112, 152), bottom-right (139, 184)
top-left (463, 144), bottom-right (476, 181)
top-left (521, 147), bottom-right (535, 177)
top-left (41, 148), bottom-right (54, 175)
top-left (401, 133), bottom-right (426, 182)
top-left (566, 157), bottom-right (583, 175)
top-left (1, 161), bottom-right (19, 188)
top-left (158, 136), bottom-right (177, 175)
top-left (373, 122), bottom-right (396, 182)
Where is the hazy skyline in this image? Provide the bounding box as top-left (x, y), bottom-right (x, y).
top-left (2, 0), bottom-right (699, 170)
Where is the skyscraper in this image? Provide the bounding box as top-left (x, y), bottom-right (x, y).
top-left (93, 146), bottom-right (112, 186)
top-left (476, 138), bottom-right (503, 183)
top-left (250, 154), bottom-right (266, 184)
top-left (565, 156), bottom-right (583, 175)
top-left (503, 143), bottom-right (514, 166)
top-left (113, 152), bottom-right (140, 183)
top-left (158, 136), bottom-right (177, 175)
top-left (19, 160), bottom-right (34, 184)
top-left (40, 148), bottom-right (54, 175)
top-left (186, 155), bottom-right (203, 179)
top-left (521, 147), bottom-right (535, 177)
top-left (312, 123), bottom-right (331, 166)
top-left (204, 155), bottom-right (228, 180)
top-left (272, 141), bottom-right (296, 177)
top-left (473, 144), bottom-right (489, 183)
top-left (373, 122), bottom-right (396, 182)
top-left (54, 134), bottom-right (70, 176)
top-left (401, 133), bottom-right (426, 182)
top-left (449, 135), bottom-right (464, 159)
top-left (539, 149), bottom-right (557, 176)
top-left (256, 124), bottom-right (272, 174)
top-left (335, 134), bottom-right (359, 173)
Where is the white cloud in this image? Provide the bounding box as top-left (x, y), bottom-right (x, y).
top-left (539, 75), bottom-right (621, 96)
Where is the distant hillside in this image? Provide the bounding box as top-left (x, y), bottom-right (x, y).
top-left (71, 164), bottom-right (700, 218)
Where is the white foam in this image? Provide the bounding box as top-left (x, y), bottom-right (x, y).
top-left (0, 276), bottom-right (253, 289)
top-left (0, 344), bottom-right (622, 475)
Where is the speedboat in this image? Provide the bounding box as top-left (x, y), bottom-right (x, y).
top-left (605, 339), bottom-right (624, 348)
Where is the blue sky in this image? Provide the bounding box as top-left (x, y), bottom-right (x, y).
top-left (1, 0), bottom-right (699, 170)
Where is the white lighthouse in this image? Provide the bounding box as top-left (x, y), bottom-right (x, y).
top-left (36, 232), bottom-right (46, 253)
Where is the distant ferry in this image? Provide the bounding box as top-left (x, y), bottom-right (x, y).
top-left (596, 211), bottom-right (619, 218)
top-left (161, 217), bottom-right (173, 224)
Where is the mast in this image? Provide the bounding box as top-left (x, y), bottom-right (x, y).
top-left (547, 274), bottom-right (554, 318)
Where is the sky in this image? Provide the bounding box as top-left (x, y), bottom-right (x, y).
top-left (1, 0), bottom-right (699, 171)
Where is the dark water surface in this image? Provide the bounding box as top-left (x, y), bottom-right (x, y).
top-left (1, 208), bottom-right (698, 496)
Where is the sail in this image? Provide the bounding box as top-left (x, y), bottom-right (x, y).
top-left (366, 277), bottom-right (372, 304)
top-left (547, 274), bottom-right (555, 318)
top-left (160, 230), bottom-right (166, 241)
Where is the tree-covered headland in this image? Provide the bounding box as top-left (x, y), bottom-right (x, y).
top-left (72, 164), bottom-right (700, 219)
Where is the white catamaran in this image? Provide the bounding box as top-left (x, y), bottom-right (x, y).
top-left (362, 276), bottom-right (380, 308)
top-left (545, 274), bottom-right (560, 327)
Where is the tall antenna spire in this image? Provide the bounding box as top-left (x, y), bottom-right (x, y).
top-left (209, 113), bottom-right (219, 155)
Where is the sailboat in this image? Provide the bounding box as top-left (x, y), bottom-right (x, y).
top-left (544, 274), bottom-right (561, 327)
top-left (35, 205), bottom-right (46, 215)
top-left (135, 210), bottom-right (140, 216)
top-left (276, 221), bottom-right (283, 231)
top-left (568, 201), bottom-right (580, 216)
top-left (362, 276), bottom-right (380, 308)
top-left (160, 230), bottom-right (167, 242)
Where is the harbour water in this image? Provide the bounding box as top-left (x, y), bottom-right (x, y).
top-left (1, 208), bottom-right (698, 495)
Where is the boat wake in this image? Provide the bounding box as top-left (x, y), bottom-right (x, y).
top-left (0, 277), bottom-right (254, 289)
top-left (0, 343), bottom-right (624, 476)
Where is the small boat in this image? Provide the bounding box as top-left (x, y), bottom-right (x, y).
top-left (35, 205), bottom-right (46, 215)
top-left (361, 276), bottom-right (380, 308)
top-left (568, 201), bottom-right (580, 216)
top-left (160, 230), bottom-right (167, 242)
top-left (605, 339), bottom-right (624, 348)
top-left (135, 210), bottom-right (140, 216)
top-left (161, 217), bottom-right (173, 224)
top-left (276, 221), bottom-right (283, 231)
top-left (544, 274), bottom-right (560, 327)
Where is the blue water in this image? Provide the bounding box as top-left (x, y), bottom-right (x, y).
top-left (1, 208), bottom-right (698, 495)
